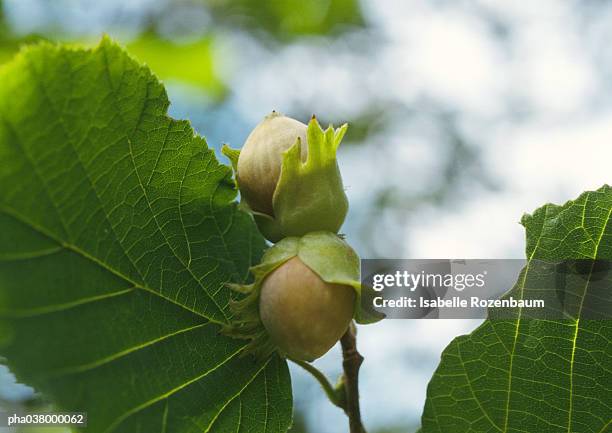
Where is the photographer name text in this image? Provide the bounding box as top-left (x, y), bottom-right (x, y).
top-left (373, 296), bottom-right (545, 309)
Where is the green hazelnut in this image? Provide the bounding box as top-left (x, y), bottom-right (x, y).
top-left (223, 231), bottom-right (383, 360)
top-left (259, 256), bottom-right (355, 361)
top-left (223, 112), bottom-right (349, 242)
top-left (237, 112), bottom-right (308, 216)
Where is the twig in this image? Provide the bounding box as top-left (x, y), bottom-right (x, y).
top-left (340, 322), bottom-right (367, 433)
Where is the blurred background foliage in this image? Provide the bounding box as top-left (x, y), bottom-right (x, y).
top-left (202, 0), bottom-right (364, 39)
top-left (2, 0), bottom-right (612, 432)
top-left (0, 0), bottom-right (365, 97)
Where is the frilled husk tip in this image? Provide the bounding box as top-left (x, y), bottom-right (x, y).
top-left (221, 278), bottom-right (276, 360)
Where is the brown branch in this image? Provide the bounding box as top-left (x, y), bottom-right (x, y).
top-left (340, 322), bottom-right (367, 433)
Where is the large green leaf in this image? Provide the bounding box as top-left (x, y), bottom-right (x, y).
top-left (0, 38), bottom-right (292, 433)
top-left (421, 186), bottom-right (612, 433)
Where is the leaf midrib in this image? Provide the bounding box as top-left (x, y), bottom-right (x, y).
top-left (566, 203), bottom-right (612, 433)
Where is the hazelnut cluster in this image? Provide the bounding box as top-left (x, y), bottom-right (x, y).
top-left (223, 112), bottom-right (381, 361)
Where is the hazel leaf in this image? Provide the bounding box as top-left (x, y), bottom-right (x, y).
top-left (420, 185), bottom-right (612, 433)
top-left (0, 38), bottom-right (292, 433)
